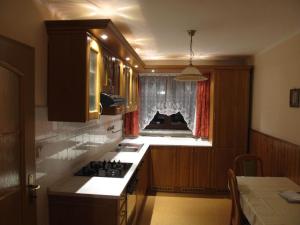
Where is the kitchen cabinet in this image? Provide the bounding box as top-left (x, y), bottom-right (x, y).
top-left (136, 151), bottom-right (149, 221)
top-left (102, 51), bottom-right (121, 95)
top-left (45, 24), bottom-right (101, 122)
top-left (150, 146), bottom-right (212, 192)
top-left (210, 68), bottom-right (251, 191)
top-left (121, 66), bottom-right (138, 112)
top-left (213, 68), bottom-right (250, 149)
top-left (45, 19), bottom-right (144, 119)
top-left (49, 192), bottom-right (126, 225)
top-left (150, 146), bottom-right (177, 191)
top-left (131, 71), bottom-right (139, 111)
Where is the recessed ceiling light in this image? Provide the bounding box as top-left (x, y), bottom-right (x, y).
top-left (100, 34), bottom-right (108, 40)
top-left (134, 65), bottom-right (138, 68)
top-left (112, 57), bottom-right (116, 61)
top-left (151, 69), bottom-right (155, 73)
top-left (125, 57), bottom-right (130, 61)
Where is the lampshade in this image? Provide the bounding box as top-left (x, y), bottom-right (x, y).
top-left (175, 30), bottom-right (208, 82)
top-left (175, 65), bottom-right (207, 81)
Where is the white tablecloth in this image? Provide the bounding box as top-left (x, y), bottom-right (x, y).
top-left (237, 177), bottom-right (300, 225)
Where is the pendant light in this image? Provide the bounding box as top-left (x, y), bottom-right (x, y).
top-left (175, 30), bottom-right (207, 81)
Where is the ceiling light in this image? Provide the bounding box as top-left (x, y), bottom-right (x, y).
top-left (175, 30), bottom-right (207, 82)
top-left (100, 34), bottom-right (108, 40)
top-left (151, 69), bottom-right (155, 73)
top-left (112, 57), bottom-right (116, 61)
top-left (134, 65), bottom-right (138, 68)
top-left (125, 57), bottom-right (130, 61)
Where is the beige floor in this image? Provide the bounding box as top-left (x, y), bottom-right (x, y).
top-left (137, 193), bottom-right (231, 225)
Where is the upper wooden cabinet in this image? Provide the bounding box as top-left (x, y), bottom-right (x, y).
top-left (45, 19), bottom-right (143, 120)
top-left (45, 27), bottom-right (101, 122)
top-left (121, 66), bottom-right (138, 112)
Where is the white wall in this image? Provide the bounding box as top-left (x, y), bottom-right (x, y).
top-left (0, 0), bottom-right (58, 106)
top-left (252, 32), bottom-right (300, 145)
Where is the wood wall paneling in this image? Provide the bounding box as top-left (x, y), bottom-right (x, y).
top-left (250, 130), bottom-right (300, 185)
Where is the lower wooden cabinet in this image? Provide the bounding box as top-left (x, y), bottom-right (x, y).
top-left (150, 146), bottom-right (176, 190)
top-left (135, 152), bottom-right (149, 222)
top-left (49, 192), bottom-right (126, 225)
top-left (150, 146), bottom-right (212, 193)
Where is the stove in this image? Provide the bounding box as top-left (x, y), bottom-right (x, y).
top-left (75, 161), bottom-right (132, 178)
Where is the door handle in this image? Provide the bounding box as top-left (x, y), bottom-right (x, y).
top-left (28, 174), bottom-right (40, 199)
top-left (28, 184), bottom-right (40, 198)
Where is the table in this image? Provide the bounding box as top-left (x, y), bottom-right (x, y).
top-left (237, 177), bottom-right (300, 225)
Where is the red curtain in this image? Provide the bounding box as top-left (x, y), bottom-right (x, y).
top-left (124, 110), bottom-right (139, 136)
top-left (194, 74), bottom-right (210, 139)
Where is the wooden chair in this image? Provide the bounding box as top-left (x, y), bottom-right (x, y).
top-left (234, 154), bottom-right (263, 176)
top-left (227, 169), bottom-right (242, 225)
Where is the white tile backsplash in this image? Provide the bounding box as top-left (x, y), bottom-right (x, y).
top-left (35, 107), bottom-right (123, 225)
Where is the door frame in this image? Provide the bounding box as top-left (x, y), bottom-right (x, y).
top-left (0, 34), bottom-right (36, 225)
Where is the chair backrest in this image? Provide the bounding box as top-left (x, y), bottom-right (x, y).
top-left (227, 169), bottom-right (241, 225)
top-left (234, 154), bottom-right (263, 176)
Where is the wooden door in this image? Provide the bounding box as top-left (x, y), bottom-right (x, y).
top-left (0, 35), bottom-right (36, 225)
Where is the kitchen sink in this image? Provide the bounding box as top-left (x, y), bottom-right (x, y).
top-left (114, 143), bottom-right (144, 152)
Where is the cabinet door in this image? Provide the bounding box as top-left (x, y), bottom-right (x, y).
top-left (87, 38), bottom-right (101, 120)
top-left (123, 66), bottom-right (131, 109)
top-left (131, 71), bottom-right (138, 110)
top-left (176, 147), bottom-right (212, 191)
top-left (150, 146), bottom-right (176, 191)
top-left (176, 147), bottom-right (193, 189)
top-left (191, 147), bottom-right (212, 190)
top-left (213, 69), bottom-right (250, 149)
top-left (136, 152), bottom-right (149, 219)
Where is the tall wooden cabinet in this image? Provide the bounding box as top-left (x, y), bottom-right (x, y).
top-left (211, 68), bottom-right (251, 190)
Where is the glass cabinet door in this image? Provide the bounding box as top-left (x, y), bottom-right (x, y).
top-left (88, 38), bottom-right (100, 119)
top-left (89, 49), bottom-right (97, 112)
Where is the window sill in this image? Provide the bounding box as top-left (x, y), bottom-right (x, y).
top-left (140, 129), bottom-right (193, 137)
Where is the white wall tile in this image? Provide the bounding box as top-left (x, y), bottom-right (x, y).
top-left (35, 107), bottom-right (123, 225)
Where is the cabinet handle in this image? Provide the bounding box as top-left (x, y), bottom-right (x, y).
top-left (99, 102), bottom-right (103, 115)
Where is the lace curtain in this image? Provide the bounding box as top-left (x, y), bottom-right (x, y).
top-left (139, 74), bottom-right (196, 131)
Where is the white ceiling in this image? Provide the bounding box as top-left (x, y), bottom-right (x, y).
top-left (42, 0), bottom-right (300, 64)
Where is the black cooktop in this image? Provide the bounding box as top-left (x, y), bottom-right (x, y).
top-left (74, 160), bottom-right (132, 178)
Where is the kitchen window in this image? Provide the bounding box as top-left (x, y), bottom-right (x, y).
top-left (139, 74), bottom-right (197, 136)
